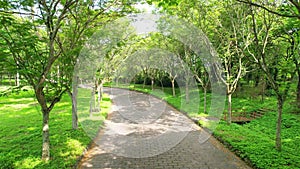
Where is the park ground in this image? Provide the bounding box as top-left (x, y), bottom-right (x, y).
top-left (0, 84), bottom-right (299, 168)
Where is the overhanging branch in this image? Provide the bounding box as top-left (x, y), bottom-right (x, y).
top-left (236, 0), bottom-right (300, 19)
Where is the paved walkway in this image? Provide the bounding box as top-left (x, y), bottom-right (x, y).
top-left (77, 88), bottom-right (251, 169)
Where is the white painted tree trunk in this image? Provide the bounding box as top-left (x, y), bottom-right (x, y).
top-left (227, 93), bottom-right (232, 125)
top-left (42, 109), bottom-right (50, 160)
top-left (16, 72), bottom-right (20, 87)
top-left (171, 79), bottom-right (175, 97)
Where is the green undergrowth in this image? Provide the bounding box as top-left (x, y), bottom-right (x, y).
top-left (214, 112), bottom-right (300, 169)
top-left (0, 88), bottom-right (111, 169)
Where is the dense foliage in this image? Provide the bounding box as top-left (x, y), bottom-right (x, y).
top-left (0, 0), bottom-right (300, 168)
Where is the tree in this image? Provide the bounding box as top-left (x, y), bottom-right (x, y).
top-left (53, 0), bottom-right (133, 129)
top-left (237, 0), bottom-right (300, 108)
top-left (0, 0), bottom-right (136, 160)
top-left (247, 4), bottom-right (297, 151)
top-left (0, 11), bottom-right (66, 160)
top-left (237, 0), bottom-right (300, 19)
top-left (211, 1), bottom-right (252, 124)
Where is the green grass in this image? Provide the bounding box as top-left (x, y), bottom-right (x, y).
top-left (111, 83), bottom-right (300, 169)
top-left (0, 88), bottom-right (111, 169)
top-left (214, 112), bottom-right (300, 169)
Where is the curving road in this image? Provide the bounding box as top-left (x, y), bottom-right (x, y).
top-left (77, 88), bottom-right (251, 169)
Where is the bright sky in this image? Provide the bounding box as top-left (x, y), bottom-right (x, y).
top-left (133, 2), bottom-right (156, 13)
top-left (129, 2), bottom-right (160, 35)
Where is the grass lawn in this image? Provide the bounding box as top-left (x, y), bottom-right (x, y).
top-left (0, 88), bottom-right (111, 168)
top-left (112, 83), bottom-right (300, 169)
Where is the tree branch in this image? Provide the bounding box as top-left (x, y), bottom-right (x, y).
top-left (236, 0), bottom-right (300, 19)
top-left (0, 10), bottom-right (42, 18)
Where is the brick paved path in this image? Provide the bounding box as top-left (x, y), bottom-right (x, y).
top-left (77, 88), bottom-right (251, 169)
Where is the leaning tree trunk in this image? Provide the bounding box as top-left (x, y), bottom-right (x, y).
top-left (275, 96), bottom-right (283, 151)
top-left (227, 93), bottom-right (232, 125)
top-left (42, 109), bottom-right (50, 160)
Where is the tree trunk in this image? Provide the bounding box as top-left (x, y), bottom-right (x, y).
top-left (116, 77), bottom-right (119, 86)
top-left (185, 78), bottom-right (189, 104)
top-left (15, 72), bottom-right (20, 87)
top-left (68, 76), bottom-right (78, 130)
top-left (9, 73), bottom-right (12, 86)
top-left (71, 91), bottom-right (78, 130)
top-left (171, 79), bottom-right (175, 97)
top-left (227, 93), bottom-right (232, 125)
top-left (97, 82), bottom-right (103, 111)
top-left (57, 65), bottom-right (60, 80)
top-left (297, 75), bottom-right (300, 108)
top-left (275, 97), bottom-right (283, 151)
top-left (89, 87), bottom-right (95, 116)
top-left (204, 87), bottom-right (207, 113)
top-left (151, 78), bottom-right (154, 90)
top-left (42, 109), bottom-right (50, 160)
top-left (261, 77), bottom-right (265, 102)
top-left (160, 79), bottom-right (164, 91)
top-left (143, 78), bottom-right (146, 89)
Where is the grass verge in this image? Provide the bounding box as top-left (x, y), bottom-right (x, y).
top-left (0, 88), bottom-right (111, 169)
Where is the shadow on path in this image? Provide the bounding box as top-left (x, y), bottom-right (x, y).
top-left (77, 88), bottom-right (251, 169)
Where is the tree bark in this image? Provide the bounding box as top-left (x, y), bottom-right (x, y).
top-left (297, 75), bottom-right (300, 108)
top-left (96, 81), bottom-right (103, 111)
top-left (276, 96), bottom-right (283, 151)
top-left (89, 87), bottom-right (95, 116)
top-left (42, 109), bottom-right (50, 161)
top-left (68, 76), bottom-right (78, 130)
top-left (261, 77), bottom-right (265, 102)
top-left (9, 73), bottom-right (12, 86)
top-left (151, 78), bottom-right (154, 90)
top-left (143, 78), bottom-right (146, 89)
top-left (204, 87), bottom-right (207, 113)
top-left (15, 72), bottom-right (20, 87)
top-left (159, 79), bottom-right (164, 91)
top-left (71, 91), bottom-right (78, 130)
top-left (116, 77), bottom-right (119, 86)
top-left (185, 78), bottom-right (189, 104)
top-left (227, 93), bottom-right (232, 125)
top-left (171, 79), bottom-right (175, 97)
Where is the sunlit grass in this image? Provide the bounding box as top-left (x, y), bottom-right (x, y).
top-left (0, 88), bottom-right (111, 168)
